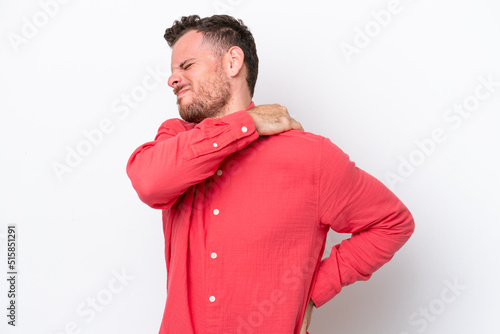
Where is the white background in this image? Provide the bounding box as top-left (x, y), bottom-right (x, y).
top-left (1, 0), bottom-right (499, 333)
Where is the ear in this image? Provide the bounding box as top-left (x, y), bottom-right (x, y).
top-left (224, 46), bottom-right (245, 78)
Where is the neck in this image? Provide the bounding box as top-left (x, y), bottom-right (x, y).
top-left (217, 78), bottom-right (253, 117)
top-left (219, 94), bottom-right (252, 117)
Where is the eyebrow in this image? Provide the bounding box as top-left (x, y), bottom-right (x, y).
top-left (177, 58), bottom-right (197, 69)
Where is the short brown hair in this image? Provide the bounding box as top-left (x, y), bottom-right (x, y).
top-left (164, 15), bottom-right (259, 97)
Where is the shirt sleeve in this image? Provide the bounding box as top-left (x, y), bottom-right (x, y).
top-left (310, 137), bottom-right (415, 308)
top-left (126, 109), bottom-right (259, 209)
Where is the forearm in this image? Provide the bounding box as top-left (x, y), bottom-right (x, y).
top-left (126, 110), bottom-right (258, 209)
top-left (311, 199), bottom-right (414, 307)
top-left (311, 137), bottom-right (415, 307)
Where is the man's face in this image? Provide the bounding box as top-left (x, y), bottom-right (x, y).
top-left (168, 30), bottom-right (230, 123)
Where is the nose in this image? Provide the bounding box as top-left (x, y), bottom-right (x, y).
top-left (168, 72), bottom-right (182, 88)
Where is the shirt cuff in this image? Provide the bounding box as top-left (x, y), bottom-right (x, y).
top-left (222, 108), bottom-right (258, 150)
top-left (309, 257), bottom-right (342, 308)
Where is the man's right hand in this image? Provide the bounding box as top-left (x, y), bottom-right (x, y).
top-left (247, 104), bottom-right (303, 136)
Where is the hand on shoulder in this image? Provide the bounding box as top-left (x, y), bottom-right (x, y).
top-left (247, 104), bottom-right (303, 136)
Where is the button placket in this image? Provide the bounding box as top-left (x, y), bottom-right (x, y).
top-left (209, 191), bottom-right (221, 309)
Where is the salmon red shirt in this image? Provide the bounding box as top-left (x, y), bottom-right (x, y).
top-left (126, 102), bottom-right (414, 334)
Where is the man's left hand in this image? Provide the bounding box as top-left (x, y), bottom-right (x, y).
top-left (300, 298), bottom-right (315, 334)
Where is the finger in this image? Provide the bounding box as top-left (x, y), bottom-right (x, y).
top-left (291, 120), bottom-right (304, 131)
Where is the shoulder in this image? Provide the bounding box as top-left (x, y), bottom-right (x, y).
top-left (255, 130), bottom-right (326, 159)
top-left (270, 129), bottom-right (339, 151)
top-left (272, 129), bottom-right (324, 143)
top-left (261, 130), bottom-right (349, 163)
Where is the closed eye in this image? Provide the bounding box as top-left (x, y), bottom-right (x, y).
top-left (177, 58), bottom-right (196, 71)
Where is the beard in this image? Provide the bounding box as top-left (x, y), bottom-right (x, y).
top-left (177, 68), bottom-right (231, 123)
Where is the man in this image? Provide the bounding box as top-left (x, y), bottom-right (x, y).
top-left (126, 14), bottom-right (414, 334)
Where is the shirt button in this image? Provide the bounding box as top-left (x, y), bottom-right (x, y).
top-left (213, 142), bottom-right (218, 148)
top-left (209, 296), bottom-right (216, 302)
top-left (213, 209), bottom-right (219, 215)
top-left (211, 252), bottom-right (217, 259)
top-left (216, 170), bottom-right (223, 176)
top-left (241, 126), bottom-right (248, 133)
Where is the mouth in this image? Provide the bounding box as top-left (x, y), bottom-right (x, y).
top-left (175, 87), bottom-right (190, 99)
